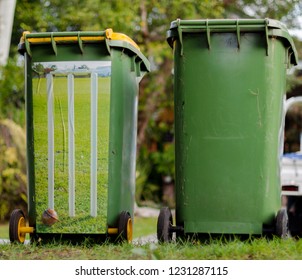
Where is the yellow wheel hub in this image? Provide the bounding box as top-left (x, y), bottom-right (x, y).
top-left (127, 218), bottom-right (133, 243)
top-left (17, 216), bottom-right (26, 243)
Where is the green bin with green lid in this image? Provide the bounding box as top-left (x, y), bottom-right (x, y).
top-left (157, 19), bottom-right (298, 242)
top-left (10, 29), bottom-right (150, 243)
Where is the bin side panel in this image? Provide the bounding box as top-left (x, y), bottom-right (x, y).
top-left (25, 53), bottom-right (36, 228)
top-left (174, 32), bottom-right (286, 234)
top-left (107, 49), bottom-right (139, 227)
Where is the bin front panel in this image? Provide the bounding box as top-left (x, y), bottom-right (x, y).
top-left (171, 20), bottom-right (297, 234)
top-left (29, 44), bottom-right (111, 234)
top-left (22, 31), bottom-right (150, 235)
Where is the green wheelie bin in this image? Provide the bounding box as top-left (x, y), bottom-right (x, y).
top-left (9, 29), bottom-right (150, 243)
top-left (157, 19), bottom-right (298, 242)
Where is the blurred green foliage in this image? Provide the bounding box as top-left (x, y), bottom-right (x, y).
top-left (0, 57), bottom-right (25, 125)
top-left (0, 119), bottom-right (27, 221)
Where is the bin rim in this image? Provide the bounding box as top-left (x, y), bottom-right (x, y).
top-left (167, 18), bottom-right (298, 66)
top-left (18, 29), bottom-right (150, 72)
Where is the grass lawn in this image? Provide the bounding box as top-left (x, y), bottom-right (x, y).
top-left (1, 234), bottom-right (302, 260)
top-left (133, 216), bottom-right (157, 238)
top-left (0, 223), bottom-right (8, 240)
top-left (1, 218), bottom-right (302, 260)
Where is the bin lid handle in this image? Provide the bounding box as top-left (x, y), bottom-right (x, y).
top-left (105, 28), bottom-right (140, 51)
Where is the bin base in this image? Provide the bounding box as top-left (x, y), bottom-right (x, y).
top-left (30, 233), bottom-right (109, 244)
top-left (184, 221), bottom-right (263, 235)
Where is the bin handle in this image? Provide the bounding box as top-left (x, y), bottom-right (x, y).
top-left (105, 28), bottom-right (140, 50)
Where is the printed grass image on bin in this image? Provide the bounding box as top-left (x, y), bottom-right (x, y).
top-left (9, 29), bottom-right (150, 243)
top-left (157, 19), bottom-right (298, 242)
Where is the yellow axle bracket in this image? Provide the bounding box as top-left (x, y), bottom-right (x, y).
top-left (107, 227), bottom-right (118, 235)
top-left (19, 226), bottom-right (35, 234)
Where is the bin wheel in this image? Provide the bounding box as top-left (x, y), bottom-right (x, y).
top-left (9, 209), bottom-right (26, 244)
top-left (276, 208), bottom-right (289, 238)
top-left (157, 207), bottom-right (173, 243)
top-left (118, 211), bottom-right (133, 243)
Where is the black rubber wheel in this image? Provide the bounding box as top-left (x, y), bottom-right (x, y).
top-left (9, 209), bottom-right (26, 244)
top-left (118, 211), bottom-right (133, 243)
top-left (157, 207), bottom-right (173, 243)
top-left (276, 208), bottom-right (289, 238)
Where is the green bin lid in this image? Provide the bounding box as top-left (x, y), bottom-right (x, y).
top-left (18, 28), bottom-right (150, 72)
top-left (167, 18), bottom-right (298, 66)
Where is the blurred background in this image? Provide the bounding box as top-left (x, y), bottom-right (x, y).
top-left (1, 0), bottom-right (302, 223)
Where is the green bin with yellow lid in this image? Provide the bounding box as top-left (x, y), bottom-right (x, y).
top-left (10, 29), bottom-right (150, 243)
